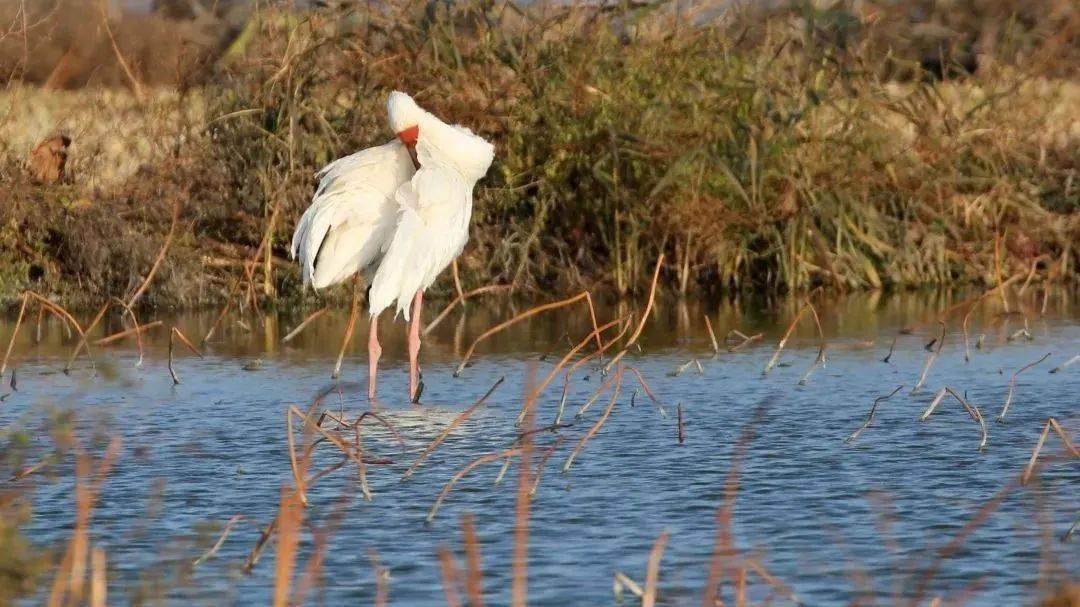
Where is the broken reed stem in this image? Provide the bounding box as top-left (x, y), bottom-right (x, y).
top-left (574, 371), bottom-right (619, 419)
top-left (514, 315), bottom-right (626, 426)
top-left (642, 530), bottom-right (669, 607)
top-left (883, 335), bottom-right (897, 363)
top-left (1049, 354), bottom-right (1079, 374)
top-left (626, 254), bottom-right (664, 347)
top-left (368, 548), bottom-right (389, 607)
top-left (170, 326), bottom-right (204, 358)
top-left (997, 352), bottom-right (1051, 422)
top-left (529, 437), bottom-right (566, 497)
top-left (92, 320), bottom-right (162, 346)
top-left (461, 514), bottom-right (485, 607)
top-left (286, 408), bottom-right (308, 507)
top-left (564, 367), bottom-right (623, 472)
top-left (167, 329), bottom-right (180, 384)
top-left (424, 285), bottom-right (512, 336)
top-left (704, 315), bottom-right (720, 355)
top-left (437, 546), bottom-right (464, 607)
top-left (627, 366), bottom-right (667, 417)
top-left (677, 404), bottom-right (685, 444)
top-left (427, 448), bottom-right (524, 523)
top-left (919, 387), bottom-right (988, 450)
top-left (1022, 418), bottom-right (1078, 485)
top-left (288, 406), bottom-right (374, 494)
top-left (192, 515), bottom-right (245, 567)
top-left (126, 198), bottom-right (182, 309)
top-left (763, 299), bottom-right (820, 375)
top-left (727, 330), bottom-right (763, 352)
top-left (110, 296), bottom-right (146, 365)
top-left (331, 278), bottom-right (361, 379)
top-left (23, 292), bottom-right (95, 373)
top-left (64, 302), bottom-right (110, 373)
top-left (273, 487), bottom-right (303, 607)
top-left (281, 306), bottom-right (329, 343)
top-left (796, 303), bottom-right (828, 385)
top-left (845, 385), bottom-right (904, 443)
top-left (403, 377), bottom-right (505, 480)
top-left (455, 291), bottom-right (594, 376)
top-left (911, 321), bottom-right (946, 394)
top-left (512, 370), bottom-right (536, 607)
top-left (0, 292), bottom-right (29, 376)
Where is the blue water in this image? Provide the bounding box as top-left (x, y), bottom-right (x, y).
top-left (2, 294), bottom-right (1078, 605)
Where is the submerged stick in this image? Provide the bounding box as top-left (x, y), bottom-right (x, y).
top-left (920, 386), bottom-right (988, 450)
top-left (911, 322), bottom-right (946, 394)
top-left (403, 377), bottom-right (505, 481)
top-left (167, 329), bottom-right (181, 385)
top-left (111, 297), bottom-right (146, 366)
top-left (997, 352), bottom-right (1051, 422)
top-left (627, 366), bottom-right (667, 417)
top-left (763, 299), bottom-right (823, 376)
top-left (564, 368), bottom-right (623, 472)
top-left (677, 405), bottom-right (685, 444)
top-left (797, 304), bottom-right (828, 385)
top-left (281, 306), bottom-right (329, 343)
top-left (845, 385), bottom-right (904, 444)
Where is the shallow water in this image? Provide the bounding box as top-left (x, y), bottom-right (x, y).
top-left (2, 291), bottom-right (1078, 606)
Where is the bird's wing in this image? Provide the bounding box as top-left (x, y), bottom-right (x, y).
top-left (367, 164), bottom-right (472, 320)
top-left (291, 141), bottom-right (413, 289)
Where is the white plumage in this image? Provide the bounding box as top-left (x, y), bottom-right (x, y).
top-left (290, 139), bottom-right (415, 289)
top-left (368, 92), bottom-right (495, 321)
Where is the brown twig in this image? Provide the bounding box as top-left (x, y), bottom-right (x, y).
top-left (427, 448), bottom-right (524, 523)
top-left (1022, 418), bottom-right (1078, 485)
top-left (0, 292), bottom-right (29, 376)
top-left (911, 321), bottom-right (946, 394)
top-left (192, 515), bottom-right (246, 567)
top-left (604, 254), bottom-right (664, 373)
top-left (704, 315), bottom-right (720, 355)
top-left (997, 352), bottom-right (1051, 422)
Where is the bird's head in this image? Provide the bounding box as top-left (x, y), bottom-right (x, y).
top-left (387, 91), bottom-right (423, 167)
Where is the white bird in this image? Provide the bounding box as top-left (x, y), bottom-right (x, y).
top-left (369, 91), bottom-right (495, 402)
top-left (290, 135), bottom-right (415, 397)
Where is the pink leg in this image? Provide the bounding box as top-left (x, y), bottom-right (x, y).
top-left (408, 290), bottom-right (424, 403)
top-left (367, 314), bottom-right (381, 401)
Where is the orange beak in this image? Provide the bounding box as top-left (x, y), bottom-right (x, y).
top-left (397, 125), bottom-right (420, 169)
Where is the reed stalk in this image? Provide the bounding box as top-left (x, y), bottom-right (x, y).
top-left (911, 322), bottom-right (946, 394)
top-left (997, 352), bottom-right (1051, 422)
top-left (403, 377), bottom-right (505, 480)
top-left (642, 530), bottom-right (669, 607)
top-left (845, 385), bottom-right (904, 444)
top-left (564, 367), bottom-right (623, 472)
top-left (281, 305), bottom-right (329, 343)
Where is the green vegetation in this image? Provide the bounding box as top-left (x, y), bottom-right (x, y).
top-left (0, 0), bottom-right (1076, 307)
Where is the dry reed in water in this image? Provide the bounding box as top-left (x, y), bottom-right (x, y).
top-left (677, 404), bottom-right (685, 444)
top-left (727, 329), bottom-right (762, 352)
top-left (643, 530), bottom-right (669, 607)
top-left (845, 385), bottom-right (904, 444)
top-left (564, 366), bottom-right (623, 472)
top-left (461, 514), bottom-right (485, 607)
top-left (192, 515), bottom-right (246, 567)
top-left (513, 368), bottom-right (537, 607)
top-left (92, 321), bottom-right (162, 346)
top-left (704, 315), bottom-right (720, 356)
top-left (454, 291), bottom-right (601, 376)
top-left (797, 304), bottom-right (827, 385)
top-left (762, 298), bottom-right (824, 376)
top-left (437, 545), bottom-right (464, 607)
top-left (911, 322), bottom-right (946, 394)
top-left (331, 278), bottom-right (361, 379)
top-left (403, 377), bottom-right (505, 480)
top-left (997, 352), bottom-right (1052, 422)
top-left (604, 254), bottom-right (663, 373)
top-left (0, 292), bottom-right (29, 376)
top-left (920, 387), bottom-right (988, 450)
top-left (882, 335), bottom-right (897, 363)
top-left (1022, 418), bottom-right (1078, 485)
top-left (272, 487), bottom-right (303, 607)
top-left (424, 284), bottom-right (513, 336)
top-left (427, 448), bottom-right (525, 523)
top-left (281, 305), bottom-right (329, 343)
top-left (573, 371), bottom-right (619, 419)
top-left (627, 366), bottom-right (667, 417)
